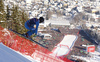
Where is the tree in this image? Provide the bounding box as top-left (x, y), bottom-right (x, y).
top-left (0, 0), bottom-right (6, 28)
top-left (0, 2), bottom-right (29, 34)
top-left (11, 5), bottom-right (19, 31)
top-left (6, 5), bottom-right (11, 29)
top-left (0, 0), bottom-right (4, 12)
top-left (6, 5), bottom-right (10, 20)
top-left (19, 10), bottom-right (29, 34)
top-left (10, 5), bottom-right (29, 34)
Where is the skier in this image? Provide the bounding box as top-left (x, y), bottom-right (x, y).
top-left (24, 17), bottom-right (44, 38)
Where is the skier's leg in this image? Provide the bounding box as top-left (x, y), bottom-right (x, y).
top-left (26, 30), bottom-right (35, 36)
top-left (26, 31), bottom-right (32, 36)
top-left (25, 31), bottom-right (32, 39)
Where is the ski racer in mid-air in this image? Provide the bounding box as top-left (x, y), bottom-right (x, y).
top-left (24, 17), bottom-right (44, 38)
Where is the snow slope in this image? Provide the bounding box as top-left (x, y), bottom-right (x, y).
top-left (51, 35), bottom-right (78, 56)
top-left (58, 35), bottom-right (78, 48)
top-left (0, 43), bottom-right (37, 62)
top-left (72, 52), bottom-right (100, 62)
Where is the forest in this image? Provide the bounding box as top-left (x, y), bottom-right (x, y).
top-left (0, 0), bottom-right (29, 34)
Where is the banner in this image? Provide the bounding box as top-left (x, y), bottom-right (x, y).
top-left (87, 45), bottom-right (95, 52)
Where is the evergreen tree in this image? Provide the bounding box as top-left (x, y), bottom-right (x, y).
top-left (0, 1), bottom-right (29, 34)
top-left (16, 10), bottom-right (22, 33)
top-left (15, 10), bottom-right (25, 34)
top-left (0, 0), bottom-right (6, 28)
top-left (2, 11), bottom-right (6, 28)
top-left (19, 10), bottom-right (29, 34)
top-left (0, 0), bottom-right (4, 12)
top-left (6, 5), bottom-right (11, 29)
top-left (6, 5), bottom-right (10, 20)
top-left (11, 5), bottom-right (19, 30)
top-left (11, 5), bottom-right (29, 34)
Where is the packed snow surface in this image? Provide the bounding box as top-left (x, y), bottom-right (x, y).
top-left (52, 35), bottom-right (78, 56)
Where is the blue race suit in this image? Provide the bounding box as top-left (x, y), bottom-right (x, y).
top-left (25, 18), bottom-right (39, 36)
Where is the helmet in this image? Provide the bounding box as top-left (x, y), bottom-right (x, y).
top-left (39, 17), bottom-right (44, 23)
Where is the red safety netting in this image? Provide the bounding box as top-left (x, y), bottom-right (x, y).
top-left (0, 26), bottom-right (73, 62)
top-left (31, 50), bottom-right (64, 62)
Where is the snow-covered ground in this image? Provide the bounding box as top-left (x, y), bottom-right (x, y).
top-left (72, 51), bottom-right (100, 62)
top-left (0, 43), bottom-right (38, 62)
top-left (58, 35), bottom-right (78, 48)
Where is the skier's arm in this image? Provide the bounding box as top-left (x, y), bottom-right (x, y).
top-left (35, 20), bottom-right (39, 35)
top-left (25, 20), bottom-right (32, 30)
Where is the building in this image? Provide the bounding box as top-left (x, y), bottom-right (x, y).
top-left (44, 19), bottom-right (70, 27)
top-left (26, 0), bottom-right (32, 4)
